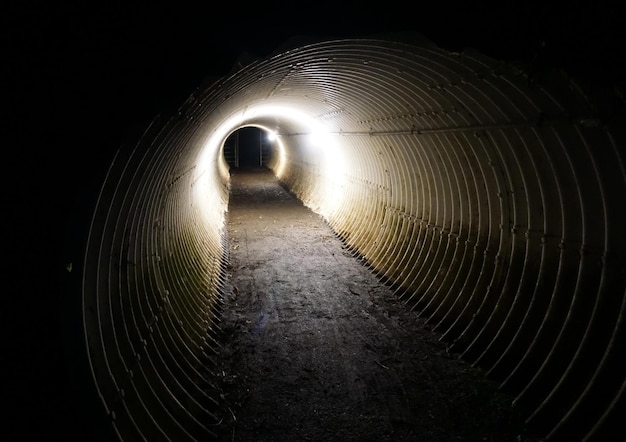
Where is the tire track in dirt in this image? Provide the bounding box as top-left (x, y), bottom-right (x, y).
top-left (213, 167), bottom-right (541, 442)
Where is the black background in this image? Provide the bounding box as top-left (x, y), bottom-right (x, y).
top-left (3, 1), bottom-right (624, 439)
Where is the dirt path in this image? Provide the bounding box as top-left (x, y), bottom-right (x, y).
top-left (214, 168), bottom-right (540, 442)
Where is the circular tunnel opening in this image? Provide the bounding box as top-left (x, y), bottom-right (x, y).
top-left (79, 37), bottom-right (626, 441)
top-left (223, 126), bottom-right (277, 169)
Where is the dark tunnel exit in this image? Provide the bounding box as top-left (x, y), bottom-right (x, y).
top-left (223, 126), bottom-right (275, 169)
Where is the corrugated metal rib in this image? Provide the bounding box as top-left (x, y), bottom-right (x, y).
top-left (83, 116), bottom-right (226, 440)
top-left (82, 38), bottom-right (626, 440)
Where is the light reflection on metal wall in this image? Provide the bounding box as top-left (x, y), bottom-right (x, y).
top-left (83, 37), bottom-right (626, 440)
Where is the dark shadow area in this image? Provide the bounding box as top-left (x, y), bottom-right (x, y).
top-left (224, 127), bottom-right (275, 169)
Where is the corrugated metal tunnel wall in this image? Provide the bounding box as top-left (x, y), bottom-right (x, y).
top-left (82, 37), bottom-right (626, 441)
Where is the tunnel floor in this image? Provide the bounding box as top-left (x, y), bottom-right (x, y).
top-left (213, 167), bottom-right (541, 442)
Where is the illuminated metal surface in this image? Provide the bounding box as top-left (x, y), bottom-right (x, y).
top-left (83, 37), bottom-right (626, 440)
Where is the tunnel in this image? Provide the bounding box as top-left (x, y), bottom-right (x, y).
top-left (79, 35), bottom-right (626, 441)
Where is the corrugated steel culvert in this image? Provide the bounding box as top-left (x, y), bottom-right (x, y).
top-left (82, 36), bottom-right (626, 441)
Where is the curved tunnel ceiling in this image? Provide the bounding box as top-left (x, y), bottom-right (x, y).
top-left (82, 36), bottom-right (626, 441)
